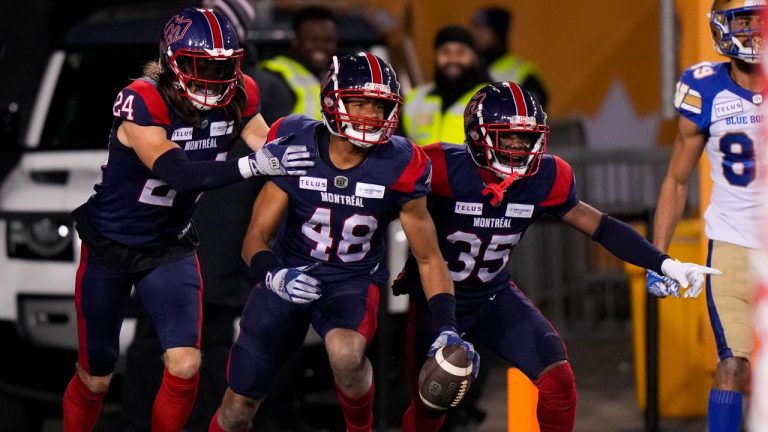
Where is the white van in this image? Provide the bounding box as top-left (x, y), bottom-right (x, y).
top-left (0, 7), bottom-right (165, 427)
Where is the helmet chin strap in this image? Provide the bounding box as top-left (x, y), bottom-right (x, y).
top-left (482, 172), bottom-right (520, 206)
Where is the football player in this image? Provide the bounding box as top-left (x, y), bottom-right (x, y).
top-left (394, 82), bottom-right (721, 432)
top-left (208, 53), bottom-right (478, 432)
top-left (62, 8), bottom-right (313, 431)
top-left (650, 1), bottom-right (764, 430)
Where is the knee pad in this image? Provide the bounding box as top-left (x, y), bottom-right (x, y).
top-left (535, 362), bottom-right (577, 408)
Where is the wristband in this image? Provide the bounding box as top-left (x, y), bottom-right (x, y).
top-left (249, 250), bottom-right (279, 281)
top-left (428, 293), bottom-right (458, 332)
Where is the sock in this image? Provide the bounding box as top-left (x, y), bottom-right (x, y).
top-left (535, 362), bottom-right (577, 432)
top-left (152, 368), bottom-right (200, 432)
top-left (208, 408), bottom-right (248, 432)
top-left (62, 372), bottom-right (105, 432)
top-left (209, 409), bottom-right (226, 432)
top-left (335, 380), bottom-right (375, 432)
top-left (708, 389), bottom-right (742, 432)
top-left (401, 398), bottom-right (446, 432)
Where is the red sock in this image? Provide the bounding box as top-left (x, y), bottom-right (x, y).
top-left (208, 409), bottom-right (226, 432)
top-left (401, 398), bottom-right (445, 432)
top-left (535, 362), bottom-right (577, 432)
top-left (208, 408), bottom-right (247, 432)
top-left (335, 380), bottom-right (374, 432)
top-left (63, 372), bottom-right (105, 432)
top-left (152, 368), bottom-right (200, 432)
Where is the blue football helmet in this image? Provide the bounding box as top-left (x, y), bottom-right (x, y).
top-left (320, 52), bottom-right (402, 147)
top-left (709, 0), bottom-right (765, 64)
top-left (464, 82), bottom-right (549, 179)
top-left (161, 7), bottom-right (244, 110)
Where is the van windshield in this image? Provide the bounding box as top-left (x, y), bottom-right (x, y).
top-left (38, 46), bottom-right (156, 150)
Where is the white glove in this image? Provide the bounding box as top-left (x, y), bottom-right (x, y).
top-left (264, 262), bottom-right (322, 304)
top-left (244, 134), bottom-right (315, 177)
top-left (660, 258), bottom-right (722, 298)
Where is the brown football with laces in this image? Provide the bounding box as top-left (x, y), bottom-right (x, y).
top-left (418, 344), bottom-right (474, 412)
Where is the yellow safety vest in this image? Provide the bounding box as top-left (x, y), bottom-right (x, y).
top-left (259, 55), bottom-right (322, 119)
top-left (402, 83), bottom-right (487, 146)
top-left (488, 53), bottom-right (541, 85)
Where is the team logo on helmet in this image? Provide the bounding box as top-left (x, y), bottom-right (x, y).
top-left (160, 7), bottom-right (244, 110)
top-left (163, 15), bottom-right (192, 46)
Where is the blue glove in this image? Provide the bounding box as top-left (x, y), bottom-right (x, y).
top-left (428, 329), bottom-right (480, 379)
top-left (264, 262), bottom-right (322, 304)
top-left (247, 134), bottom-right (315, 176)
top-left (645, 269), bottom-right (680, 298)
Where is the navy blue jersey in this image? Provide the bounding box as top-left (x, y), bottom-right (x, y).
top-left (86, 76), bottom-right (260, 248)
top-left (425, 143), bottom-right (579, 300)
top-left (270, 115), bottom-right (431, 285)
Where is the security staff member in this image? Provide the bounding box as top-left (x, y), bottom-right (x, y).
top-left (471, 7), bottom-right (548, 110)
top-left (402, 26), bottom-right (489, 146)
top-left (257, 6), bottom-right (337, 119)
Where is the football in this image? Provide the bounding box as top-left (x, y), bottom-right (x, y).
top-left (418, 344), bottom-right (474, 411)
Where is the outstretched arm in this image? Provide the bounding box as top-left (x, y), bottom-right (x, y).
top-left (561, 200), bottom-right (720, 297)
top-left (118, 121), bottom-right (312, 194)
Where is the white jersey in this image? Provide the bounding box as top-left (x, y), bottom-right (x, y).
top-left (674, 61), bottom-right (762, 249)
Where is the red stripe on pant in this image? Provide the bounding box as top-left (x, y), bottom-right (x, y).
top-left (75, 243), bottom-right (91, 372)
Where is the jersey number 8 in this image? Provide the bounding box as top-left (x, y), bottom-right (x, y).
top-left (303, 208), bottom-right (378, 262)
top-left (719, 132), bottom-right (755, 187)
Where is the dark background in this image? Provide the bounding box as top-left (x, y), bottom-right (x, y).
top-left (0, 0), bottom-right (163, 137)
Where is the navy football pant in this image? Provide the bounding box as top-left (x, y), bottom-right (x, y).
top-left (74, 244), bottom-right (203, 376)
top-left (227, 279), bottom-right (380, 400)
top-left (407, 281), bottom-right (567, 386)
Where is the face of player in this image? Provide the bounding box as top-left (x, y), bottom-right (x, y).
top-left (496, 131), bottom-right (534, 167)
top-left (294, 19), bottom-right (338, 76)
top-left (435, 42), bottom-right (478, 81)
top-left (344, 96), bottom-right (386, 132)
top-left (731, 11), bottom-right (763, 48)
top-left (178, 57), bottom-right (237, 96)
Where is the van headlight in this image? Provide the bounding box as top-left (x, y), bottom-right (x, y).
top-left (6, 215), bottom-right (74, 261)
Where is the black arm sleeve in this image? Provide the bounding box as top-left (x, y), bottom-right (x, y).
top-left (151, 147), bottom-right (245, 195)
top-left (591, 214), bottom-right (669, 274)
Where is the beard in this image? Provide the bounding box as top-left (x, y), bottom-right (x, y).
top-left (434, 63), bottom-right (487, 112)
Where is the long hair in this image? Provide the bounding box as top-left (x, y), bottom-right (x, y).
top-left (142, 59), bottom-right (247, 131)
